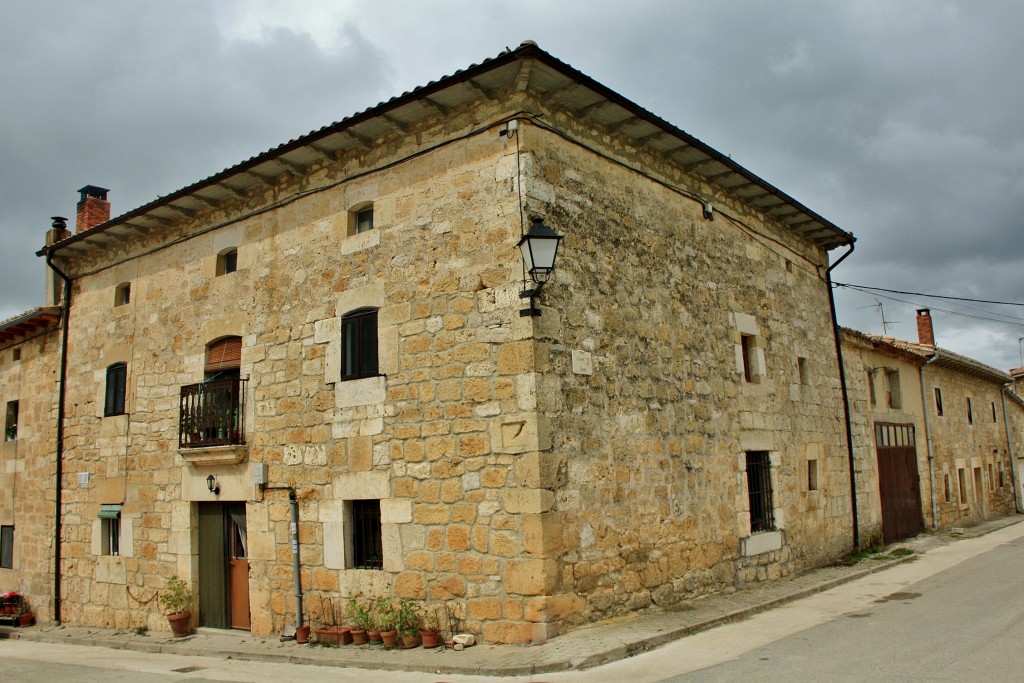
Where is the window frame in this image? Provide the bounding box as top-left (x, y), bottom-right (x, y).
top-left (341, 308), bottom-right (379, 381)
top-left (104, 362), bottom-right (127, 417)
top-left (885, 368), bottom-right (901, 409)
top-left (0, 525), bottom-right (12, 568)
top-left (114, 282), bottom-right (131, 307)
top-left (354, 206), bottom-right (374, 235)
top-left (745, 451), bottom-right (775, 533)
top-left (99, 505), bottom-right (122, 557)
top-left (217, 248), bottom-right (238, 276)
top-left (349, 499), bottom-right (383, 570)
top-left (4, 400), bottom-right (18, 441)
top-left (934, 387), bottom-right (943, 416)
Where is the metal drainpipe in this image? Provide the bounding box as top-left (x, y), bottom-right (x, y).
top-left (825, 239), bottom-right (859, 548)
top-left (289, 489), bottom-right (303, 629)
top-left (919, 357), bottom-right (939, 528)
top-left (1000, 387), bottom-right (1022, 513)
top-left (44, 245), bottom-right (72, 625)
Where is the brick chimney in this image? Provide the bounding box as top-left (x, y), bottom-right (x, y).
top-left (916, 308), bottom-right (935, 347)
top-left (76, 185), bottom-right (110, 233)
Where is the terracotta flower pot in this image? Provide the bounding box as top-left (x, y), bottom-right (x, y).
top-left (19, 612), bottom-right (34, 627)
top-left (167, 611), bottom-right (191, 638)
top-left (350, 628), bottom-right (368, 644)
top-left (400, 630), bottom-right (421, 649)
top-left (420, 628), bottom-right (442, 649)
top-left (379, 629), bottom-right (399, 648)
top-left (367, 628), bottom-right (382, 643)
top-left (295, 625), bottom-right (310, 643)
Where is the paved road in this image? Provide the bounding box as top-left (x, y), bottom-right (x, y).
top-left (2, 522), bottom-right (1022, 682)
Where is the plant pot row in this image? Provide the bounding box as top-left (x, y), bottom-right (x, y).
top-left (309, 626), bottom-right (442, 649)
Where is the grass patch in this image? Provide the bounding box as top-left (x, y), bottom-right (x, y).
top-left (134, 626), bottom-right (149, 636)
top-left (887, 547), bottom-right (914, 558)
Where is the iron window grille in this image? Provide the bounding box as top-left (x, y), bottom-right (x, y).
top-left (351, 499), bottom-right (383, 569)
top-left (746, 451), bottom-right (775, 533)
top-left (179, 378), bottom-right (247, 449)
top-left (341, 309), bottom-right (379, 380)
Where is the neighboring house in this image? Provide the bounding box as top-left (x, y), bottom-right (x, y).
top-left (28, 42), bottom-right (867, 642)
top-left (0, 304), bottom-right (62, 620)
top-left (843, 309), bottom-right (1023, 545)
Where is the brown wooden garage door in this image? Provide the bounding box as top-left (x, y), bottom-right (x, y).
top-left (875, 422), bottom-right (924, 544)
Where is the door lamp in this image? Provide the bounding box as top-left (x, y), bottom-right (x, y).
top-left (517, 216), bottom-right (563, 317)
top-left (206, 474), bottom-right (220, 495)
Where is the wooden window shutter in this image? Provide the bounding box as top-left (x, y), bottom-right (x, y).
top-left (206, 337), bottom-right (242, 372)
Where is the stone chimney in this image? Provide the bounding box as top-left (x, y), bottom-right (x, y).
top-left (76, 185), bottom-right (110, 233)
top-left (916, 308), bottom-right (935, 347)
top-left (45, 216), bottom-right (72, 306)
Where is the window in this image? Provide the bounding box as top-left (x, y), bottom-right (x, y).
top-left (217, 248), bottom-right (238, 276)
top-left (999, 462), bottom-right (1005, 488)
top-left (341, 309), bottom-right (379, 380)
top-left (958, 468), bottom-right (967, 503)
top-left (885, 368), bottom-right (901, 409)
top-left (866, 370), bottom-right (876, 406)
top-left (988, 464), bottom-right (995, 491)
top-left (99, 505), bottom-right (121, 556)
top-left (104, 363), bottom-right (127, 416)
top-left (966, 397), bottom-right (974, 425)
top-left (991, 401), bottom-right (997, 423)
top-left (349, 499), bottom-right (382, 569)
top-left (943, 474), bottom-right (951, 503)
top-left (807, 459), bottom-right (819, 491)
top-left (4, 401), bottom-right (18, 444)
top-left (0, 525), bottom-right (12, 568)
top-left (354, 206), bottom-right (374, 234)
top-left (797, 357), bottom-right (809, 386)
top-left (740, 335), bottom-right (754, 383)
top-left (114, 282), bottom-right (131, 306)
top-left (934, 387), bottom-right (943, 416)
top-left (12, 348), bottom-right (21, 362)
top-left (745, 451), bottom-right (775, 533)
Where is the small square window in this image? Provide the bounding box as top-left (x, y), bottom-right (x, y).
top-left (349, 206), bottom-right (374, 235)
top-left (348, 499), bottom-right (382, 569)
top-left (0, 525), bottom-right (12, 568)
top-left (217, 249), bottom-right (238, 276)
top-left (4, 400), bottom-right (18, 442)
top-left (12, 348), bottom-right (21, 362)
top-left (114, 282), bottom-right (131, 306)
top-left (807, 459), bottom-right (818, 491)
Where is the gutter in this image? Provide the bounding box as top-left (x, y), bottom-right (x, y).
top-left (919, 356), bottom-right (940, 528)
top-left (43, 236), bottom-right (72, 625)
top-left (825, 239), bottom-right (859, 548)
top-left (1000, 387), bottom-right (1022, 513)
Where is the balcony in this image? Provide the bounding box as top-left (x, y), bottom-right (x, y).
top-left (179, 378), bottom-right (247, 460)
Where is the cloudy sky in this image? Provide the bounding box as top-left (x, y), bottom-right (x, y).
top-left (3, 1), bottom-right (1022, 370)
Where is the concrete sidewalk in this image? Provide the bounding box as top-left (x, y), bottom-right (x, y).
top-left (3, 515), bottom-right (1020, 677)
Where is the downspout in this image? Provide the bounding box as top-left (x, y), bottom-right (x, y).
top-left (1000, 387), bottom-right (1022, 513)
top-left (44, 236), bottom-right (72, 625)
top-left (264, 486), bottom-right (303, 631)
top-left (919, 356), bottom-right (940, 528)
top-left (825, 239), bottom-right (859, 548)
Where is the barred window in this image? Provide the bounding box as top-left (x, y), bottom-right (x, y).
top-left (350, 499), bottom-right (382, 570)
top-left (746, 451), bottom-right (775, 533)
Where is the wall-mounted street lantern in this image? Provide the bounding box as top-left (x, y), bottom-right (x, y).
top-left (206, 474), bottom-right (220, 495)
top-left (517, 216), bottom-right (563, 317)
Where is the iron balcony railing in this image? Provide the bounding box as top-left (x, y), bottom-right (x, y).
top-left (179, 378), bottom-right (247, 449)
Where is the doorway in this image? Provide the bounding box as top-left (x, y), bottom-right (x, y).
top-left (198, 502), bottom-right (250, 630)
top-left (875, 422), bottom-right (924, 544)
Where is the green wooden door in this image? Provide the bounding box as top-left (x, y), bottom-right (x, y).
top-left (198, 503), bottom-right (228, 629)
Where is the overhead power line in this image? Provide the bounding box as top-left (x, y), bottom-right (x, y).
top-left (832, 282), bottom-right (1024, 307)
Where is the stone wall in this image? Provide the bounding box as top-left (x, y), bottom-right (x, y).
top-left (0, 327), bottom-right (60, 621)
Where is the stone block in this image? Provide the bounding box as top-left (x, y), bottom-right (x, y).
top-left (503, 558), bottom-right (558, 596)
top-left (502, 489), bottom-right (555, 514)
top-left (333, 471), bottom-right (389, 500)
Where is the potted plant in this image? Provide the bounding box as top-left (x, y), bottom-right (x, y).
top-left (158, 575), bottom-right (193, 637)
top-left (18, 599), bottom-right (34, 627)
top-left (348, 596), bottom-right (371, 645)
top-left (2, 591), bottom-right (23, 615)
top-left (395, 598), bottom-right (421, 648)
top-left (374, 596), bottom-right (399, 648)
top-left (420, 603), bottom-right (443, 649)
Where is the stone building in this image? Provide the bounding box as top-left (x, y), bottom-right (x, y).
top-left (842, 309), bottom-right (1023, 545)
top-left (30, 42), bottom-right (866, 642)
